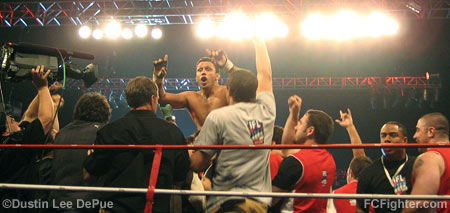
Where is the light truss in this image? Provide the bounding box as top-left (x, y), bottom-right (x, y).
top-left (1, 0), bottom-right (450, 27)
top-left (70, 75), bottom-right (441, 95)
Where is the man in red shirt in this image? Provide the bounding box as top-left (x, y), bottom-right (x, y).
top-left (327, 109), bottom-right (372, 213)
top-left (272, 95), bottom-right (336, 213)
top-left (328, 156), bottom-right (372, 213)
top-left (403, 112), bottom-right (450, 213)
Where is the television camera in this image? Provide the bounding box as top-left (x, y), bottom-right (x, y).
top-left (1, 42), bottom-right (98, 87)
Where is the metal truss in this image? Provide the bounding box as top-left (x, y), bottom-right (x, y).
top-left (1, 0), bottom-right (450, 27)
top-left (72, 75), bottom-right (441, 96)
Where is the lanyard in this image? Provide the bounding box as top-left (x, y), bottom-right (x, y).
top-left (381, 155), bottom-right (408, 188)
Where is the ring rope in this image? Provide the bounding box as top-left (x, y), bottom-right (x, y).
top-left (1, 183), bottom-right (450, 200)
top-left (0, 143), bottom-right (449, 149)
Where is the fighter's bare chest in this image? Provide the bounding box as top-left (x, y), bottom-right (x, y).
top-left (190, 95), bottom-right (225, 110)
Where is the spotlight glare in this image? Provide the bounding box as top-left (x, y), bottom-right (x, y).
top-left (92, 29), bottom-right (103, 40)
top-left (301, 14), bottom-right (327, 39)
top-left (215, 24), bottom-right (228, 39)
top-left (384, 17), bottom-right (399, 35)
top-left (78, 26), bottom-right (91, 39)
top-left (363, 12), bottom-right (384, 37)
top-left (278, 24), bottom-right (289, 38)
top-left (151, 28), bottom-right (162, 39)
top-left (121, 28), bottom-right (133, 39)
top-left (333, 10), bottom-right (362, 40)
top-left (363, 12), bottom-right (398, 37)
top-left (220, 12), bottom-right (253, 40)
top-left (135, 24), bottom-right (148, 37)
top-left (302, 11), bottom-right (399, 40)
top-left (254, 13), bottom-right (288, 39)
top-left (197, 20), bottom-right (215, 39)
top-left (105, 21), bottom-right (121, 39)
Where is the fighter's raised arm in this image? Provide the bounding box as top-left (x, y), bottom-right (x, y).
top-left (254, 37), bottom-right (273, 94)
top-left (206, 48), bottom-right (242, 75)
top-left (153, 54), bottom-right (189, 109)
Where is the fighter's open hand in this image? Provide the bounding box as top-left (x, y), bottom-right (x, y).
top-left (288, 95), bottom-right (302, 116)
top-left (206, 49), bottom-right (227, 68)
top-left (31, 65), bottom-right (51, 89)
top-left (335, 108), bottom-right (354, 128)
top-left (153, 54), bottom-right (168, 79)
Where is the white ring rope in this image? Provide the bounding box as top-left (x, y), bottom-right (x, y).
top-left (1, 183), bottom-right (450, 200)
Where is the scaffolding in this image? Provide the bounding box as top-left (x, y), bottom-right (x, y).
top-left (1, 0), bottom-right (450, 27)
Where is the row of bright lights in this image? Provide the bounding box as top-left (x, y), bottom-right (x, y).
top-left (197, 13), bottom-right (289, 40)
top-left (79, 23), bottom-right (162, 40)
top-left (199, 11), bottom-right (398, 40)
top-left (79, 11), bottom-right (399, 41)
top-left (302, 11), bottom-right (398, 40)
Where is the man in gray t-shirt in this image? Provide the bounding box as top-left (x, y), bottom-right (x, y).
top-left (191, 38), bottom-right (275, 213)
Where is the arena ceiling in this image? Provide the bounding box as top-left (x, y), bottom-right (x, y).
top-left (1, 0), bottom-right (450, 27)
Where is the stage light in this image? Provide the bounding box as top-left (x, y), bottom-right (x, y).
top-left (105, 21), bottom-right (121, 39)
top-left (406, 1), bottom-right (422, 14)
top-left (254, 13), bottom-right (288, 39)
top-left (121, 28), bottom-right (133, 39)
top-left (197, 20), bottom-right (215, 39)
top-left (363, 12), bottom-right (399, 37)
top-left (135, 24), bottom-right (148, 37)
top-left (333, 11), bottom-right (362, 40)
top-left (301, 14), bottom-right (328, 39)
top-left (217, 12), bottom-right (253, 40)
top-left (78, 26), bottom-right (91, 39)
top-left (302, 11), bottom-right (399, 40)
top-left (383, 17), bottom-right (399, 35)
top-left (151, 28), bottom-right (162, 39)
top-left (92, 29), bottom-right (103, 40)
top-left (363, 12), bottom-right (385, 37)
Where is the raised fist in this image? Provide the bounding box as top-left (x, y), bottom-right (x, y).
top-left (288, 95), bottom-right (302, 115)
top-left (153, 54), bottom-right (168, 79)
top-left (206, 49), bottom-right (227, 68)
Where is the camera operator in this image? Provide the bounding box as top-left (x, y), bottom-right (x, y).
top-left (0, 65), bottom-right (54, 212)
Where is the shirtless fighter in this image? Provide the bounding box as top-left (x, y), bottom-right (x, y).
top-left (153, 50), bottom-right (240, 129)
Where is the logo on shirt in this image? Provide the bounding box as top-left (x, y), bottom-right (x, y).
top-left (247, 120), bottom-right (264, 145)
top-left (322, 171), bottom-right (328, 186)
top-left (392, 174), bottom-right (408, 194)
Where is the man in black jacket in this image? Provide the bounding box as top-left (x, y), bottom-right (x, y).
top-left (84, 76), bottom-right (190, 212)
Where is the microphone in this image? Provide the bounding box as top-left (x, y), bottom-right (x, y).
top-left (8, 42), bottom-right (95, 60)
